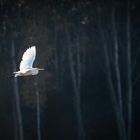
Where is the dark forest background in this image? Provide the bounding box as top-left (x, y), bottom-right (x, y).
top-left (0, 0), bottom-right (140, 140)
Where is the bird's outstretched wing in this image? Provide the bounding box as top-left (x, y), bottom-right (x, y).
top-left (20, 46), bottom-right (36, 71)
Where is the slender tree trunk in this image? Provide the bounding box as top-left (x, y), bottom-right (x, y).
top-left (111, 8), bottom-right (127, 139)
top-left (65, 25), bottom-right (85, 140)
top-left (76, 36), bottom-right (81, 91)
top-left (32, 11), bottom-right (42, 140)
top-left (68, 43), bottom-right (85, 140)
top-left (60, 43), bottom-right (66, 90)
top-left (11, 39), bottom-right (24, 140)
top-left (54, 19), bottom-right (59, 89)
top-left (97, 7), bottom-right (126, 140)
top-left (126, 1), bottom-right (132, 140)
top-left (34, 80), bottom-right (42, 140)
top-left (112, 7), bottom-right (123, 116)
top-left (13, 102), bottom-right (18, 140)
top-left (80, 31), bottom-right (87, 76)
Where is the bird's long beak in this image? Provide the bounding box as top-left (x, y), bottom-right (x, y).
top-left (38, 68), bottom-right (45, 70)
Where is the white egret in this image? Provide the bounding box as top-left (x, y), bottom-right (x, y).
top-left (14, 46), bottom-right (44, 77)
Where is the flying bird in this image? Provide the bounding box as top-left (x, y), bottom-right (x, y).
top-left (14, 46), bottom-right (44, 77)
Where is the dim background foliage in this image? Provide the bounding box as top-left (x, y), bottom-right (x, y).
top-left (0, 0), bottom-right (140, 140)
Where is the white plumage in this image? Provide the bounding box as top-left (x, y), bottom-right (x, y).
top-left (14, 46), bottom-right (44, 77)
top-left (20, 46), bottom-right (36, 71)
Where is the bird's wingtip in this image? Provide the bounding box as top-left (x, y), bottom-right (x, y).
top-left (30, 46), bottom-right (36, 51)
top-left (31, 46), bottom-right (36, 49)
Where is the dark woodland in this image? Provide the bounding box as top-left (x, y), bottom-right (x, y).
top-left (0, 0), bottom-right (140, 140)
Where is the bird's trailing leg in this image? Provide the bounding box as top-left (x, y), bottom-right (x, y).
top-left (13, 71), bottom-right (21, 77)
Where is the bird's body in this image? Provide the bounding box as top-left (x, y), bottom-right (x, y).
top-left (14, 46), bottom-right (44, 77)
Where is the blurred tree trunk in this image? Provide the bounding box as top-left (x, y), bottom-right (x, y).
top-left (32, 11), bottom-right (42, 140)
top-left (54, 18), bottom-right (59, 90)
top-left (111, 8), bottom-right (127, 140)
top-left (13, 104), bottom-right (18, 140)
top-left (65, 24), bottom-right (85, 140)
top-left (11, 39), bottom-right (24, 140)
top-left (76, 35), bottom-right (81, 92)
top-left (34, 79), bottom-right (42, 140)
top-left (97, 7), bottom-right (126, 140)
top-left (81, 31), bottom-right (87, 77)
top-left (126, 1), bottom-right (132, 140)
top-left (54, 15), bottom-right (66, 92)
top-left (3, 19), bottom-right (18, 140)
